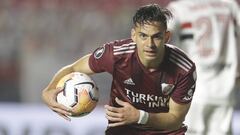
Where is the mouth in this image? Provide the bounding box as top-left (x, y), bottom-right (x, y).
top-left (144, 50), bottom-right (157, 56)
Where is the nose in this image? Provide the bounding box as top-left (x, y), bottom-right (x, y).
top-left (147, 38), bottom-right (155, 48)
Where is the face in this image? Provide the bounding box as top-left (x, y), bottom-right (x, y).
top-left (131, 21), bottom-right (170, 68)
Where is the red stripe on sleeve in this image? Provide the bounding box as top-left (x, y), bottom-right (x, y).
top-left (181, 22), bottom-right (192, 29)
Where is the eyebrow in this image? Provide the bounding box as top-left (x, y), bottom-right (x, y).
top-left (138, 31), bottom-right (163, 37)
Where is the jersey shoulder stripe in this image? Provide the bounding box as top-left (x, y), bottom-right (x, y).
top-left (170, 49), bottom-right (193, 67)
top-left (167, 45), bottom-right (194, 72)
top-left (113, 42), bottom-right (136, 55)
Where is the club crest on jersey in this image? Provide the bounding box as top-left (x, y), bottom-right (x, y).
top-left (161, 83), bottom-right (175, 95)
top-left (183, 85), bottom-right (195, 101)
top-left (94, 46), bottom-right (105, 59)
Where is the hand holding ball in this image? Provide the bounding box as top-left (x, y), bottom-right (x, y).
top-left (56, 72), bottom-right (99, 117)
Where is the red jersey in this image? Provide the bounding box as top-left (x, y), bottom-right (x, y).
top-left (89, 39), bottom-right (196, 135)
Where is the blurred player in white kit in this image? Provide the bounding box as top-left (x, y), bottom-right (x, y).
top-left (167, 0), bottom-right (240, 135)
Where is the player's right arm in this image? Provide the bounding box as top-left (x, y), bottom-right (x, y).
top-left (41, 54), bottom-right (94, 121)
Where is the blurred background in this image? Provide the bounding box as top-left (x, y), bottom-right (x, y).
top-left (0, 0), bottom-right (239, 135)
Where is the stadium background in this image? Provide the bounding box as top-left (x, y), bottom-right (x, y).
top-left (0, 0), bottom-right (239, 135)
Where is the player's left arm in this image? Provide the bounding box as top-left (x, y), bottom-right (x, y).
top-left (105, 97), bottom-right (190, 131)
top-left (146, 68), bottom-right (195, 130)
top-left (147, 98), bottom-right (190, 130)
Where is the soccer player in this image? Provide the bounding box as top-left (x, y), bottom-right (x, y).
top-left (167, 0), bottom-right (240, 135)
top-left (42, 4), bottom-right (197, 135)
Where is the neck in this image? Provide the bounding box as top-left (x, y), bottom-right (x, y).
top-left (140, 53), bottom-right (165, 70)
top-left (143, 60), bottom-right (161, 69)
top-left (140, 46), bottom-right (165, 70)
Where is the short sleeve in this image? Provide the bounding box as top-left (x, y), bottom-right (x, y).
top-left (171, 67), bottom-right (197, 104)
top-left (89, 43), bottom-right (114, 74)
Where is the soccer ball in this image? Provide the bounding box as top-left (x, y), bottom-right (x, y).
top-left (56, 72), bottom-right (99, 117)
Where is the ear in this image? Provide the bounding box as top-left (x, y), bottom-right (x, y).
top-left (164, 31), bottom-right (171, 43)
top-left (131, 28), bottom-right (136, 42)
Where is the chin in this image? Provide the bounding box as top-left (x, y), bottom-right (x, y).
top-left (145, 56), bottom-right (157, 61)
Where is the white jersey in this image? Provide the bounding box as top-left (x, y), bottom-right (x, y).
top-left (167, 0), bottom-right (240, 105)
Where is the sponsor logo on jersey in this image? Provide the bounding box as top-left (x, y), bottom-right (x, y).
top-left (161, 83), bottom-right (175, 95)
top-left (123, 78), bottom-right (135, 85)
top-left (125, 88), bottom-right (169, 108)
top-left (182, 84), bottom-right (195, 101)
top-left (94, 46), bottom-right (105, 59)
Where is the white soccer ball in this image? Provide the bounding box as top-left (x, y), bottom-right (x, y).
top-left (56, 72), bottom-right (99, 117)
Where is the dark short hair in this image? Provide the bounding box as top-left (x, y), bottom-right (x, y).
top-left (133, 4), bottom-right (172, 30)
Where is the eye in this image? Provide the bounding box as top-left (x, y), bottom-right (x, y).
top-left (153, 34), bottom-right (163, 39)
top-left (139, 33), bottom-right (148, 39)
